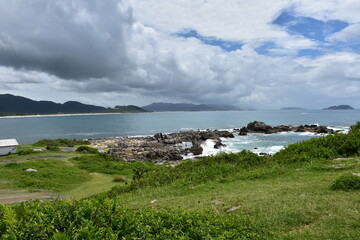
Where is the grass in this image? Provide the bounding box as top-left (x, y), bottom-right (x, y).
top-left (32, 138), bottom-right (90, 147)
top-left (0, 159), bottom-right (91, 192)
top-left (1, 123), bottom-right (360, 238)
top-left (61, 173), bottom-right (119, 199)
top-left (107, 158), bottom-right (360, 239)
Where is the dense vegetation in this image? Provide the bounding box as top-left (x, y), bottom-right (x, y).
top-left (33, 139), bottom-right (90, 147)
top-left (330, 174), bottom-right (360, 191)
top-left (0, 122), bottom-right (360, 239)
top-left (0, 200), bottom-right (263, 239)
top-left (0, 94), bottom-right (147, 115)
top-left (105, 105), bottom-right (148, 113)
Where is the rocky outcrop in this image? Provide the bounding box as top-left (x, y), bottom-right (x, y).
top-left (91, 122), bottom-right (335, 162)
top-left (237, 121), bottom-right (334, 135)
top-left (99, 129), bottom-right (234, 162)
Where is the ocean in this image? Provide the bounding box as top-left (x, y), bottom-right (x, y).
top-left (0, 110), bottom-right (359, 155)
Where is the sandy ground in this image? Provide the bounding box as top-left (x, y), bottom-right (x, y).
top-left (0, 189), bottom-right (65, 204)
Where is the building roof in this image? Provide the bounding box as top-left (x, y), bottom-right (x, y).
top-left (0, 139), bottom-right (19, 147)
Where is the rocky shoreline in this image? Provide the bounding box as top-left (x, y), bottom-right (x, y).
top-left (89, 121), bottom-right (336, 162)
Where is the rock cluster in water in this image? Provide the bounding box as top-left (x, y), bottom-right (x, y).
top-left (238, 121), bottom-right (334, 135)
top-left (89, 121), bottom-right (335, 162)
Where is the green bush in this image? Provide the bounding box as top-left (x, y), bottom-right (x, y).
top-left (0, 199), bottom-right (265, 239)
top-left (17, 149), bottom-right (36, 155)
top-left (33, 139), bottom-right (90, 147)
top-left (350, 121), bottom-right (360, 133)
top-left (330, 174), bottom-right (360, 191)
top-left (126, 150), bottom-right (271, 190)
top-left (274, 130), bottom-right (360, 164)
top-left (113, 176), bottom-right (126, 183)
top-left (71, 154), bottom-right (158, 176)
top-left (75, 146), bottom-right (99, 154)
top-left (46, 146), bottom-right (61, 152)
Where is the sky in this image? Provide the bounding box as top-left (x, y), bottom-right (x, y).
top-left (0, 0), bottom-right (360, 109)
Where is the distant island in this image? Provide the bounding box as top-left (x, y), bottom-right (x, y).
top-left (0, 94), bottom-right (147, 116)
top-left (323, 105), bottom-right (354, 110)
top-left (281, 107), bottom-right (305, 110)
top-left (142, 102), bottom-right (241, 112)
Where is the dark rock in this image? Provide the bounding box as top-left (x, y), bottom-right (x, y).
top-left (239, 131), bottom-right (247, 136)
top-left (216, 130), bottom-right (234, 138)
top-left (199, 131), bottom-right (219, 140)
top-left (154, 133), bottom-right (164, 142)
top-left (295, 126), bottom-right (305, 132)
top-left (214, 140), bottom-right (226, 149)
top-left (247, 121), bottom-right (272, 132)
top-left (190, 141), bottom-right (203, 155)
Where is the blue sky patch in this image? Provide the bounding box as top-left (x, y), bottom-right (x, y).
top-left (273, 11), bottom-right (348, 42)
top-left (176, 29), bottom-right (243, 52)
top-left (254, 10), bottom-right (351, 58)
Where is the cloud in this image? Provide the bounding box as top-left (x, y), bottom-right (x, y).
top-left (0, 0), bottom-right (132, 80)
top-left (327, 23), bottom-right (360, 42)
top-left (0, 0), bottom-right (359, 109)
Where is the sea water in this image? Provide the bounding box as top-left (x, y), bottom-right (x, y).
top-left (0, 110), bottom-right (358, 154)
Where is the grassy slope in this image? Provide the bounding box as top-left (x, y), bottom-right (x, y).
top-left (60, 173), bottom-right (119, 199)
top-left (1, 126), bottom-right (360, 239)
top-left (111, 159), bottom-right (360, 239)
top-left (0, 151), bottom-right (155, 200)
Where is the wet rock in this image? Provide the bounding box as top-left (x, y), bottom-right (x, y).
top-left (216, 130), bottom-right (234, 138)
top-left (91, 122), bottom-right (336, 162)
top-left (154, 133), bottom-right (164, 142)
top-left (214, 140), bottom-right (226, 149)
top-left (247, 121), bottom-right (272, 132)
top-left (190, 141), bottom-right (203, 155)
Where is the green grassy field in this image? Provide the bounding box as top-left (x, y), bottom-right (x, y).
top-left (1, 126), bottom-right (360, 239)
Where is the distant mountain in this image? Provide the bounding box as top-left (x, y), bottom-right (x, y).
top-left (281, 107), bottom-right (305, 110)
top-left (142, 102), bottom-right (241, 112)
top-left (323, 105), bottom-right (354, 110)
top-left (0, 94), bottom-right (147, 115)
top-left (105, 105), bottom-right (148, 113)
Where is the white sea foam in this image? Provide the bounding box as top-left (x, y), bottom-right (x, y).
top-left (252, 145), bottom-right (285, 155)
top-left (298, 132), bottom-right (317, 136)
top-left (328, 126), bottom-right (350, 134)
top-left (200, 139), bottom-right (222, 156)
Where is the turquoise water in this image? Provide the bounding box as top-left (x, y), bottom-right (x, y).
top-left (0, 110), bottom-right (359, 145)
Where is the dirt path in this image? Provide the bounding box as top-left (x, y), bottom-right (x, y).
top-left (0, 189), bottom-right (66, 204)
top-left (0, 154), bottom-right (77, 165)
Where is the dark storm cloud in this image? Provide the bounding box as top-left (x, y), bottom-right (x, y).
top-left (0, 0), bottom-right (360, 109)
top-left (0, 0), bottom-right (132, 80)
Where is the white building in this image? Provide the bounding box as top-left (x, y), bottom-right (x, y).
top-left (0, 139), bottom-right (19, 156)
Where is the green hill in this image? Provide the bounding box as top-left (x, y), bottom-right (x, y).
top-left (0, 94), bottom-right (147, 115)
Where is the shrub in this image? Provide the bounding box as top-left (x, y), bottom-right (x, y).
top-left (33, 139), bottom-right (90, 147)
top-left (127, 150), bottom-right (271, 190)
top-left (113, 176), bottom-right (126, 182)
top-left (46, 146), bottom-right (61, 152)
top-left (330, 174), bottom-right (360, 191)
top-left (75, 146), bottom-right (99, 154)
top-left (350, 121), bottom-right (360, 133)
top-left (17, 149), bottom-right (36, 155)
top-left (0, 199), bottom-right (265, 239)
top-left (274, 128), bottom-right (360, 164)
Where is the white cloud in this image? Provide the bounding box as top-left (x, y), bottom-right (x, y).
top-left (327, 23), bottom-right (360, 42)
top-left (0, 0), bottom-right (359, 109)
top-left (293, 0), bottom-right (360, 23)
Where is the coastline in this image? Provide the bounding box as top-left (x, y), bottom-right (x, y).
top-left (0, 109), bottom-right (250, 119)
top-left (0, 112), bottom-right (148, 119)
